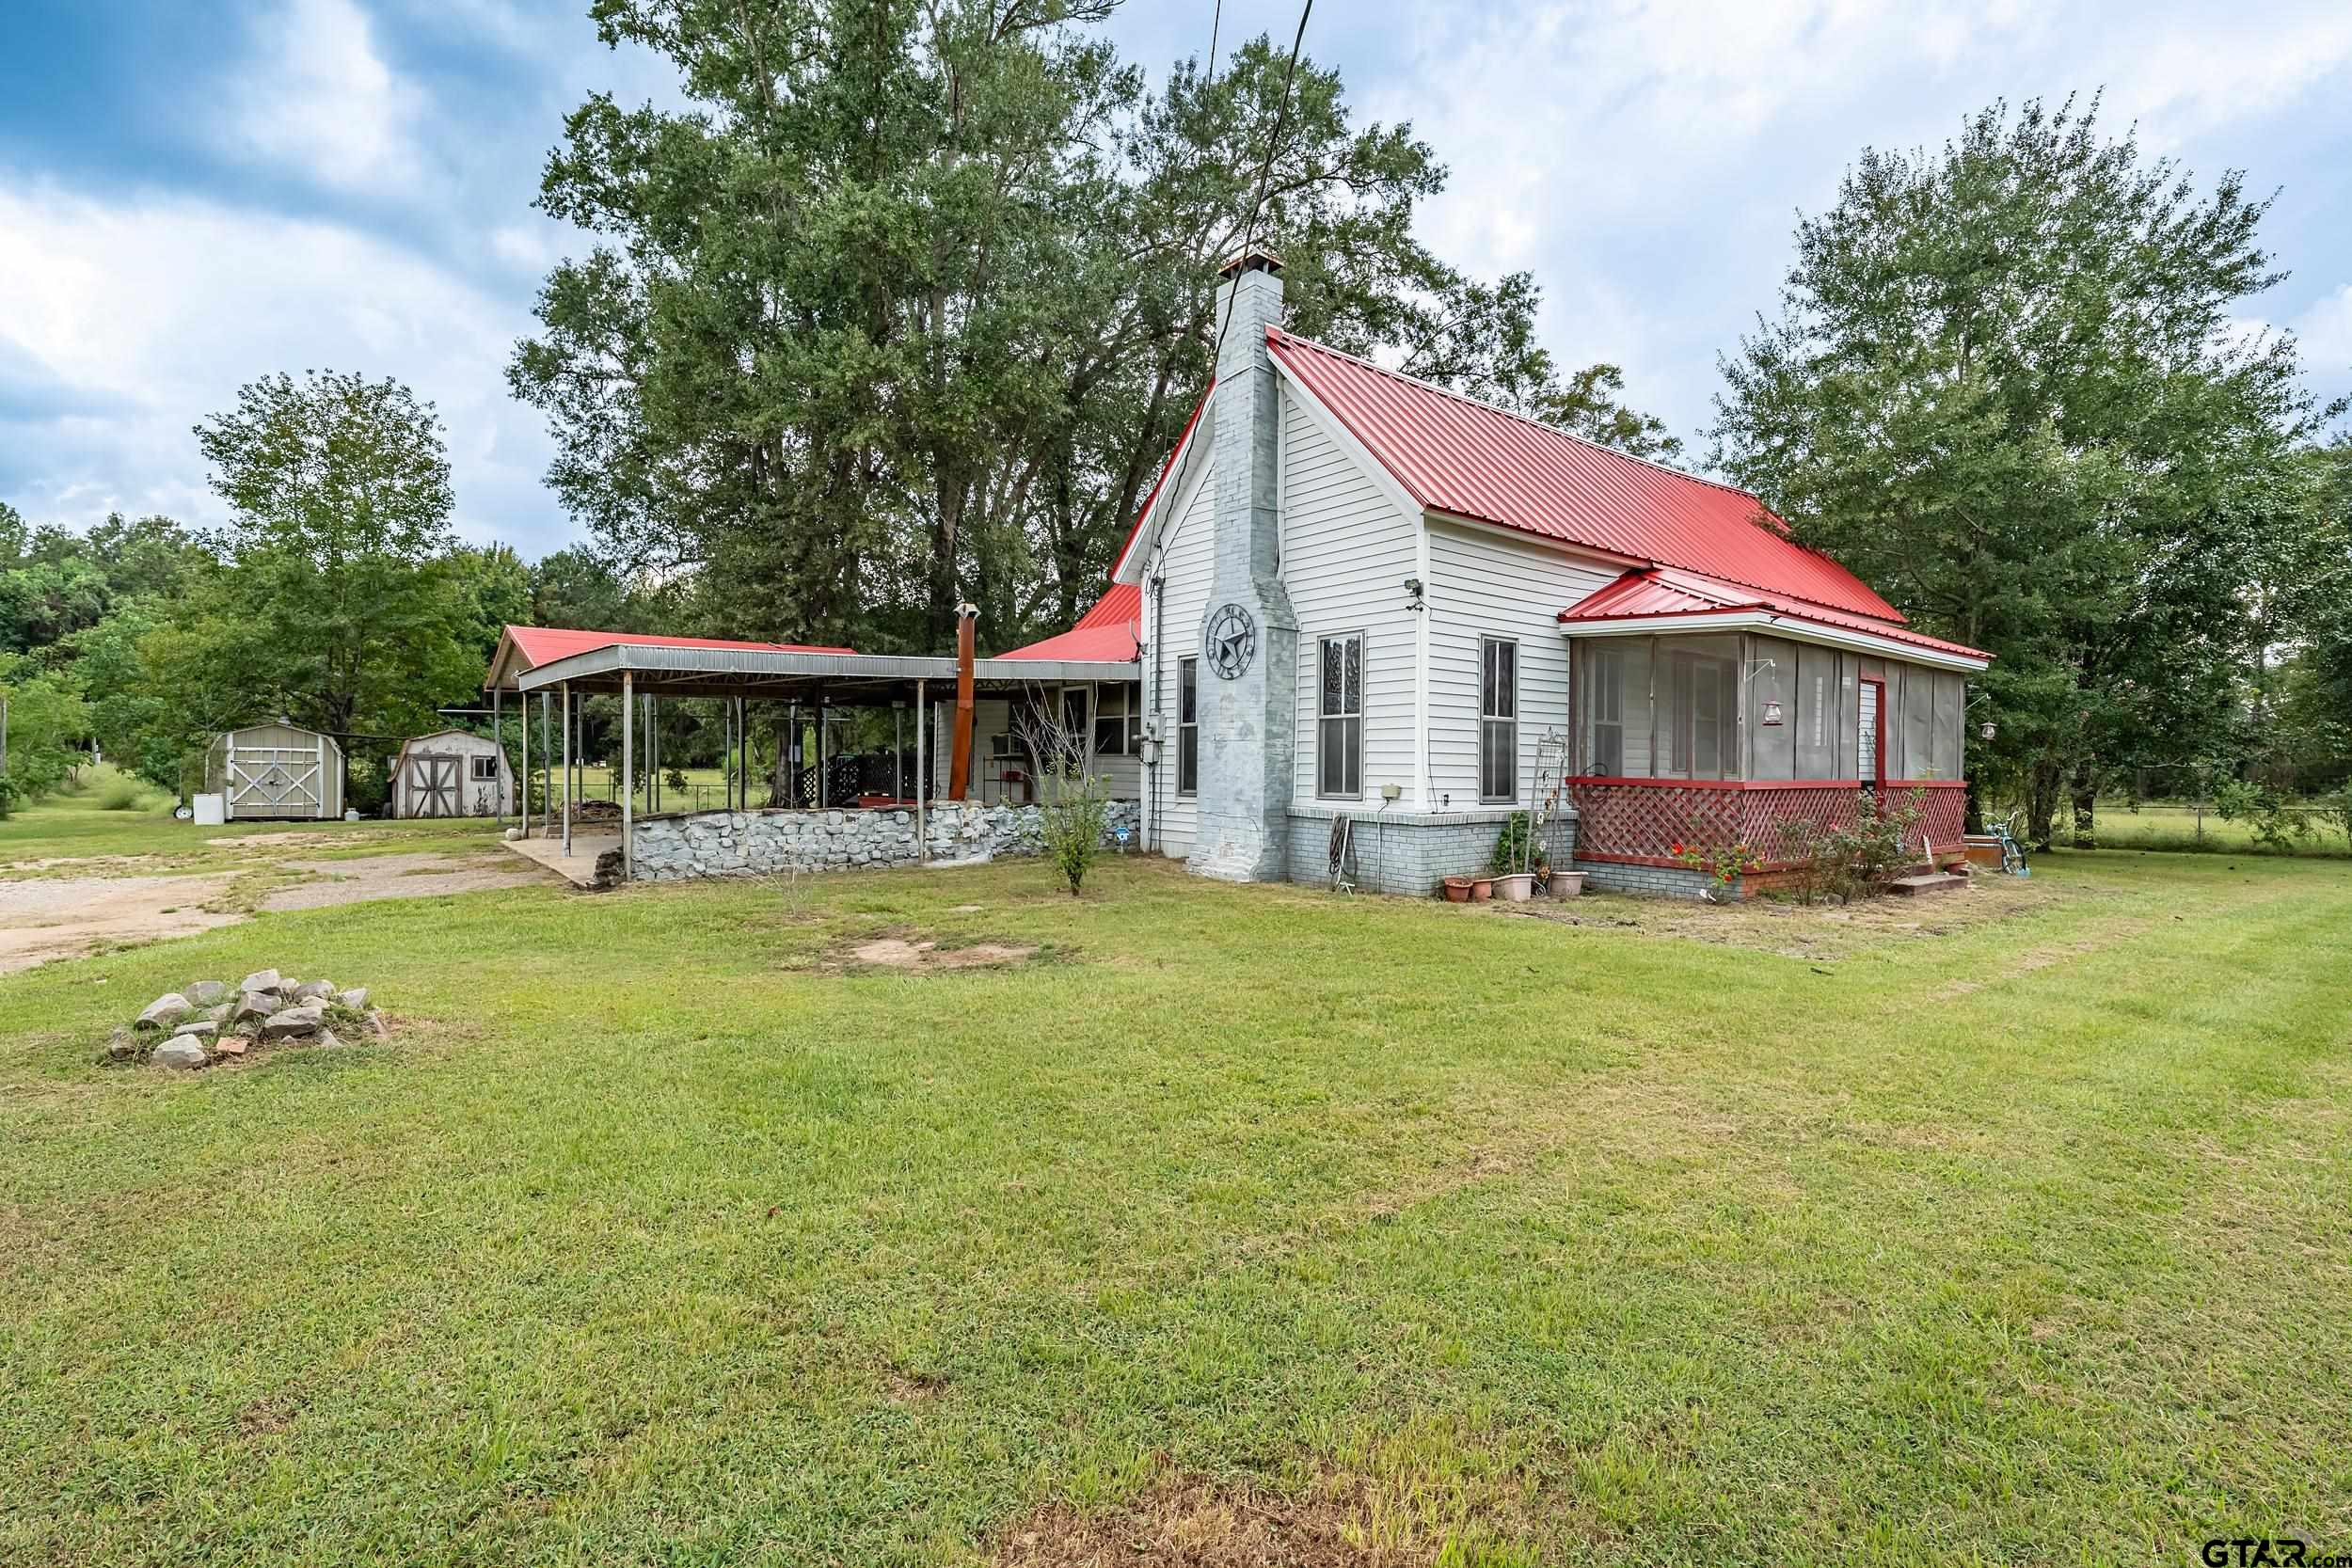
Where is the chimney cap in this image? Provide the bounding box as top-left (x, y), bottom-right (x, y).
top-left (1217, 247), bottom-right (1285, 279)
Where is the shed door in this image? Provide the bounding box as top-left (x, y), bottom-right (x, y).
top-left (226, 743), bottom-right (324, 818)
top-left (408, 753), bottom-right (460, 817)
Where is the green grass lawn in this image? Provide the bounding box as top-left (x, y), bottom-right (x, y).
top-left (3, 839), bottom-right (2349, 1564)
top-left (2085, 800), bottom-right (2349, 856)
top-left (0, 770), bottom-right (506, 877)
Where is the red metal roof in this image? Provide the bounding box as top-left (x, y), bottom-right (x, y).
top-left (997, 583), bottom-right (1140, 662)
top-left (1264, 329), bottom-right (1906, 623)
top-left (1559, 567), bottom-right (1988, 662)
top-left (491, 625), bottom-right (855, 687)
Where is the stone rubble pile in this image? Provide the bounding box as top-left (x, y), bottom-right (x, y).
top-left (106, 967), bottom-right (389, 1070)
top-left (628, 800), bottom-right (1141, 883)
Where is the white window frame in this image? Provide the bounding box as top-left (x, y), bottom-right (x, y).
top-left (1316, 631), bottom-right (1364, 800)
top-left (1177, 657), bottom-right (1200, 798)
top-left (1480, 637), bottom-right (1518, 802)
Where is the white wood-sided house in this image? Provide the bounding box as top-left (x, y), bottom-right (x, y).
top-left (999, 250), bottom-right (1991, 897)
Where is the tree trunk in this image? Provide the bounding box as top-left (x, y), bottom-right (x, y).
top-left (2027, 759), bottom-right (2063, 851)
top-left (2069, 759), bottom-right (2097, 849)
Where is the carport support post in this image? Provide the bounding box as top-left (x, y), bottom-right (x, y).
top-left (517, 688), bottom-right (529, 834)
top-left (894, 702), bottom-right (904, 800)
top-left (914, 678), bottom-right (927, 858)
top-left (621, 669), bottom-right (634, 883)
top-left (492, 686), bottom-right (504, 827)
top-left (561, 682), bottom-right (572, 858)
top-left (817, 698), bottom-right (827, 809)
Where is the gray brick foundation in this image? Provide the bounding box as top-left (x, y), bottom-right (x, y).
top-left (1283, 804), bottom-right (1577, 896)
top-left (1572, 859), bottom-right (1724, 899)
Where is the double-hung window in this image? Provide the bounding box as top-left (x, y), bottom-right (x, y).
top-left (1317, 633), bottom-right (1363, 798)
top-left (1480, 638), bottom-right (1518, 801)
top-left (1176, 658), bottom-right (1199, 796)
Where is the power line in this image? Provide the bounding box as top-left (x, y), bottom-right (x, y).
top-left (1210, 0), bottom-right (1312, 368)
top-left (1205, 0), bottom-right (1222, 85)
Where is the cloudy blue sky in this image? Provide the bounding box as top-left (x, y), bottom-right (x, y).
top-left (4, 0), bottom-right (2348, 560)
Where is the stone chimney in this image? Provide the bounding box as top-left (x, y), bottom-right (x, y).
top-left (1189, 249), bottom-right (1297, 883)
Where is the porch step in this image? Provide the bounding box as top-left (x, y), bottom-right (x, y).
top-left (1887, 870), bottom-right (1967, 896)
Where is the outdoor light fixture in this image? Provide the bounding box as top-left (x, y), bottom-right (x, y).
top-left (1403, 577), bottom-right (1425, 612)
top-left (1760, 700), bottom-right (1785, 726)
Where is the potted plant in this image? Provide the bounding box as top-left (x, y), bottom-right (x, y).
top-left (1441, 875), bottom-right (1474, 903)
top-left (1490, 810), bottom-right (1535, 900)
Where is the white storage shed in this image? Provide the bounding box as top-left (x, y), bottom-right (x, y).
top-left (203, 722), bottom-right (346, 820)
top-left (389, 729), bottom-right (514, 818)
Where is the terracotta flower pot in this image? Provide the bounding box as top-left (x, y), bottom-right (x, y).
top-left (1441, 876), bottom-right (1473, 903)
top-left (1470, 877), bottom-right (1494, 901)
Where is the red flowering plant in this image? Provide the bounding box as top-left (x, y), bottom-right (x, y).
top-left (1673, 839), bottom-right (1764, 903)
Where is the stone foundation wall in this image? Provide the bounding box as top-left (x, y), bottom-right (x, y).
top-left (628, 800), bottom-right (1140, 882)
top-left (1281, 804), bottom-right (1576, 897)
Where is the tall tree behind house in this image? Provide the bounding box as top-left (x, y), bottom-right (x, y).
top-left (510, 1), bottom-right (1677, 656)
top-left (1710, 96), bottom-right (2341, 847)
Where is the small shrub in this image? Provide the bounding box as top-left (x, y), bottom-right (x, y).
top-left (1489, 811), bottom-right (1536, 876)
top-left (1036, 757), bottom-right (1108, 896)
top-left (1671, 839), bottom-right (1764, 903)
top-left (0, 773), bottom-right (18, 819)
top-left (96, 773), bottom-right (155, 811)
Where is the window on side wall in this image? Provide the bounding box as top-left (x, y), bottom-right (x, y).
top-left (1480, 638), bottom-right (1518, 801)
top-left (470, 754), bottom-right (499, 782)
top-left (1177, 658), bottom-right (1199, 797)
top-left (1317, 633), bottom-right (1362, 799)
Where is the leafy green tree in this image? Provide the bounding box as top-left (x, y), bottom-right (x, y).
top-left (512, 4), bottom-right (1627, 653)
top-left (1710, 96), bottom-right (2339, 846)
top-left (191, 371), bottom-right (472, 741)
top-left (0, 653), bottom-right (92, 801)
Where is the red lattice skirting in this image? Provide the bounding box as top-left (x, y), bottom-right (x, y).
top-left (1571, 778), bottom-right (1968, 868)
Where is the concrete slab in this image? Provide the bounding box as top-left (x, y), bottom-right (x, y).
top-left (501, 832), bottom-right (622, 889)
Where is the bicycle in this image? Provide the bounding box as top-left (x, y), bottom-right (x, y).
top-left (1991, 809), bottom-right (2030, 877)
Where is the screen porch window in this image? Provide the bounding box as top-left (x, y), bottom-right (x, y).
top-left (1317, 633), bottom-right (1363, 798)
top-left (1092, 686), bottom-right (1136, 755)
top-left (1587, 645), bottom-right (1626, 775)
top-left (1480, 638), bottom-right (1518, 801)
top-left (1663, 648), bottom-right (1739, 780)
top-left (1176, 658), bottom-right (1199, 797)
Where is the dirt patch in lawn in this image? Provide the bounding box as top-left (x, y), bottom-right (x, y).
top-left (993, 1465), bottom-right (1543, 1568)
top-left (260, 853), bottom-right (555, 911)
top-left (845, 935), bottom-right (1040, 973)
top-left (0, 873), bottom-right (244, 974)
top-left (1497, 872), bottom-right (2068, 960)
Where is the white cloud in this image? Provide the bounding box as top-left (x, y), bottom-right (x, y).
top-left (222, 0), bottom-right (427, 195)
top-left (1349, 0), bottom-right (2352, 458)
top-left (0, 180), bottom-right (558, 549)
top-left (2291, 284), bottom-right (2352, 374)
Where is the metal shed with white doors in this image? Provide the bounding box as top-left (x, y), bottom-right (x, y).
top-left (389, 728), bottom-right (514, 818)
top-left (202, 722), bottom-right (346, 820)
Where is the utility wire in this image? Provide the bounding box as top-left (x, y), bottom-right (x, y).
top-left (1209, 0), bottom-right (1312, 369)
top-left (1205, 0), bottom-right (1222, 85)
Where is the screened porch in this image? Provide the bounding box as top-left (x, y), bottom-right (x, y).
top-left (1565, 630), bottom-right (1972, 869)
